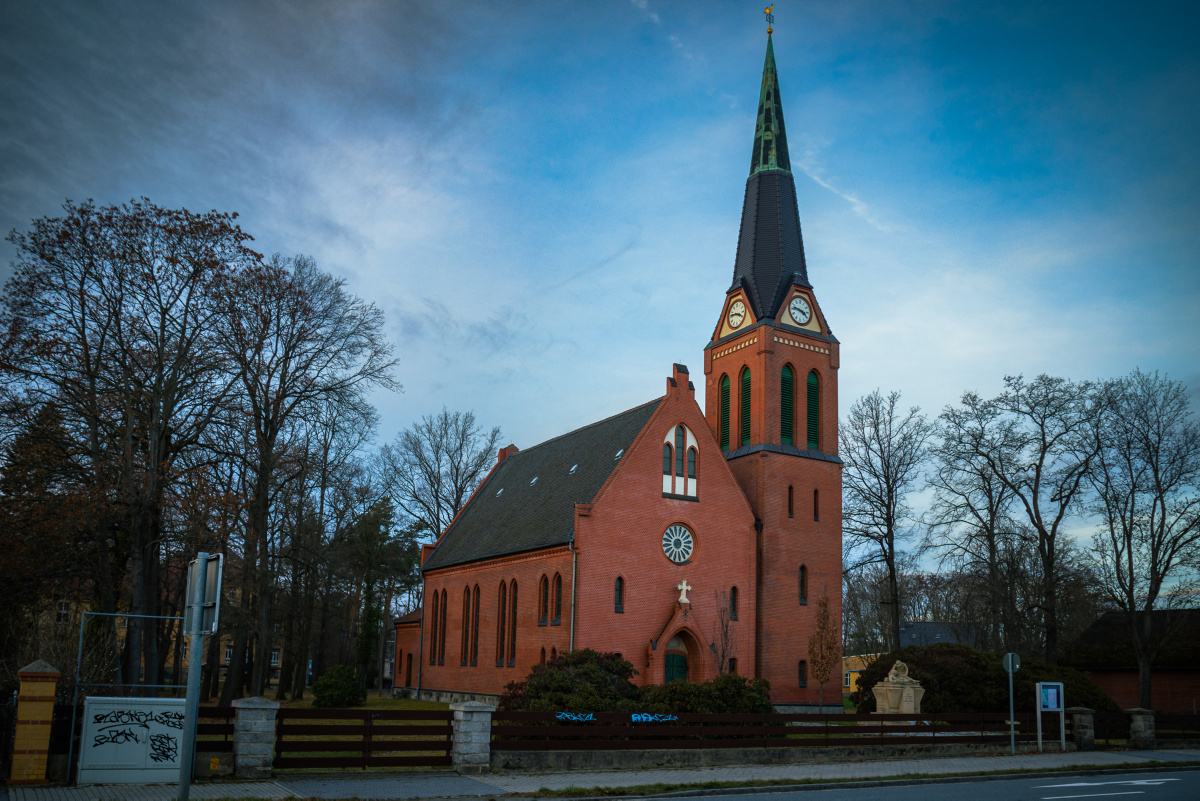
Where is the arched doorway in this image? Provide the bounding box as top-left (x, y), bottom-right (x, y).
top-left (665, 635), bottom-right (689, 683)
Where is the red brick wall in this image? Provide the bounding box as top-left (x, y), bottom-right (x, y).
top-left (704, 297), bottom-right (844, 705)
top-left (1085, 670), bottom-right (1200, 714)
top-left (574, 373), bottom-right (758, 686)
top-left (394, 623), bottom-right (420, 687)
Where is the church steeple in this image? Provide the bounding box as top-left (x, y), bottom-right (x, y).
top-left (750, 35), bottom-right (791, 175)
top-left (729, 32), bottom-right (809, 321)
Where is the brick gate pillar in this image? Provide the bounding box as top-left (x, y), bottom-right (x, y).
top-left (10, 660), bottom-right (61, 785)
top-left (232, 696), bottom-right (279, 779)
top-left (449, 701), bottom-right (494, 774)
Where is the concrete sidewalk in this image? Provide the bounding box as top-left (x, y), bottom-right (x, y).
top-left (7, 749), bottom-right (1200, 801)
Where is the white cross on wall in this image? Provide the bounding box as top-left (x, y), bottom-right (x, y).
top-left (677, 580), bottom-right (692, 604)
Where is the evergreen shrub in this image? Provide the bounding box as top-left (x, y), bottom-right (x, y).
top-left (849, 644), bottom-right (1119, 714)
top-left (311, 664), bottom-right (367, 708)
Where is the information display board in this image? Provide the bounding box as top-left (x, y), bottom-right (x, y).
top-left (77, 697), bottom-right (186, 785)
top-left (1035, 681), bottom-right (1066, 752)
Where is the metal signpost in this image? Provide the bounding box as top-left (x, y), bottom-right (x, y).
top-left (1002, 652), bottom-right (1020, 755)
top-left (1036, 680), bottom-right (1065, 753)
top-left (178, 553), bottom-right (222, 801)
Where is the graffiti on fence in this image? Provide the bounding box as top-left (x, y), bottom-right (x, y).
top-left (555, 712), bottom-right (596, 722)
top-left (631, 714), bottom-right (678, 723)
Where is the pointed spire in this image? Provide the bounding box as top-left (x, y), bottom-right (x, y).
top-left (750, 34), bottom-right (791, 176)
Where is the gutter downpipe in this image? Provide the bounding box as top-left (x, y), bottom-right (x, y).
top-left (415, 581), bottom-right (424, 701)
top-left (568, 532), bottom-right (578, 652)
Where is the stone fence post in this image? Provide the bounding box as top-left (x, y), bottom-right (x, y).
top-left (10, 660), bottom-right (61, 785)
top-left (450, 701), bottom-right (494, 774)
top-left (1066, 707), bottom-right (1094, 751)
top-left (232, 696), bottom-right (280, 779)
top-left (1125, 708), bottom-right (1155, 749)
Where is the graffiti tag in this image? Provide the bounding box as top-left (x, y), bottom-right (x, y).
top-left (148, 733), bottom-right (179, 763)
top-left (93, 727), bottom-right (140, 747)
top-left (631, 713), bottom-right (678, 723)
top-left (555, 712), bottom-right (596, 722)
top-left (92, 709), bottom-right (184, 731)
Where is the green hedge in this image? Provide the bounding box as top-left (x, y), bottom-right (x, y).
top-left (850, 644), bottom-right (1119, 714)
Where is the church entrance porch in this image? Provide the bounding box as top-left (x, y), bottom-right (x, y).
top-left (664, 634), bottom-right (692, 682)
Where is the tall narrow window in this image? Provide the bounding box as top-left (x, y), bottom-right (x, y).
top-left (461, 588), bottom-right (471, 666)
top-left (615, 577), bottom-right (624, 613)
top-left (788, 485), bottom-right (794, 518)
top-left (508, 581), bottom-right (518, 667)
top-left (814, 489), bottom-right (820, 522)
top-left (728, 658), bottom-right (738, 675)
top-left (438, 589), bottom-right (447, 665)
top-left (538, 575), bottom-right (549, 626)
top-left (730, 586), bottom-right (739, 621)
top-left (688, 448), bottom-right (697, 480)
top-left (662, 444), bottom-right (672, 475)
top-left (806, 371), bottom-right (820, 449)
top-left (799, 660), bottom-right (808, 687)
top-left (719, 375), bottom-right (731, 450)
top-left (496, 581), bottom-right (507, 666)
top-left (551, 647), bottom-right (557, 661)
top-left (540, 647), bottom-right (546, 665)
top-left (429, 590), bottom-right (439, 665)
top-left (781, 365), bottom-right (794, 443)
top-left (551, 573), bottom-right (562, 625)
top-left (471, 585), bottom-right (480, 666)
top-left (675, 425), bottom-right (686, 475)
top-left (740, 368), bottom-right (752, 445)
top-left (799, 565), bottom-right (808, 605)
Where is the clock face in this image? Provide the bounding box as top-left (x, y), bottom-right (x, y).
top-left (789, 296), bottom-right (812, 325)
top-left (728, 300), bottom-right (746, 329)
top-left (662, 524), bottom-right (694, 564)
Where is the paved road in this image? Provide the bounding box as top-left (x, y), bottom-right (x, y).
top-left (697, 771), bottom-right (1200, 800)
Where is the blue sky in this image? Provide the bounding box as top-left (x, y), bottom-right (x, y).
top-left (2, 0), bottom-right (1197, 452)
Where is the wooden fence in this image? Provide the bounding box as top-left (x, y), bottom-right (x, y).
top-left (492, 711), bottom-right (1040, 750)
top-left (1157, 714), bottom-right (1200, 742)
top-left (274, 708), bottom-right (452, 769)
top-left (196, 706), bottom-right (235, 752)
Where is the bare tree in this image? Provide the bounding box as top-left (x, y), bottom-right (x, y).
top-left (216, 254), bottom-right (398, 699)
top-left (711, 589), bottom-right (736, 674)
top-left (379, 408), bottom-right (501, 537)
top-left (842, 390), bottom-right (934, 651)
top-left (940, 375), bottom-right (1096, 663)
top-left (1088, 369), bottom-right (1200, 707)
top-left (807, 590), bottom-right (840, 708)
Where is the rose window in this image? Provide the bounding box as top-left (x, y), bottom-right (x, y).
top-left (661, 525), bottom-right (694, 564)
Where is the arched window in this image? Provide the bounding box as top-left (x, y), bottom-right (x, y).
top-left (781, 365), bottom-right (795, 443)
top-left (813, 489), bottom-right (820, 522)
top-left (551, 646), bottom-right (557, 660)
top-left (662, 443), bottom-right (672, 475)
top-left (740, 368), bottom-right (752, 445)
top-left (788, 485), bottom-right (794, 518)
top-left (540, 647), bottom-right (546, 665)
top-left (508, 581), bottom-right (518, 667)
top-left (799, 565), bottom-right (808, 605)
top-left (675, 425), bottom-right (686, 475)
top-left (496, 581), bottom-right (507, 666)
top-left (461, 587), bottom-right (471, 666)
top-left (429, 590), bottom-right (439, 665)
top-left (730, 586), bottom-right (739, 621)
top-left (719, 375), bottom-right (731, 450)
top-left (551, 573), bottom-right (562, 626)
top-left (614, 577), bottom-right (624, 614)
top-left (538, 575), bottom-right (549, 626)
top-left (806, 370), bottom-right (820, 449)
top-left (687, 448), bottom-right (696, 479)
top-left (471, 585), bottom-right (480, 666)
top-left (438, 589), bottom-right (447, 665)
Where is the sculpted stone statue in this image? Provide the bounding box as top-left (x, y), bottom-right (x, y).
top-left (872, 659), bottom-right (925, 716)
top-left (887, 660), bottom-right (917, 684)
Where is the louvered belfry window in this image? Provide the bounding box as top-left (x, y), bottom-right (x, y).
top-left (740, 368), bottom-right (752, 445)
top-left (719, 375), bottom-right (731, 450)
top-left (806, 370), bottom-right (820, 449)
top-left (781, 365), bottom-right (794, 443)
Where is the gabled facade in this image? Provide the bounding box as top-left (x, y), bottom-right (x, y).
top-left (395, 31), bottom-right (843, 708)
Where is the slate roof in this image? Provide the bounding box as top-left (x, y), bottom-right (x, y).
top-left (730, 34), bottom-right (810, 321)
top-left (420, 398), bottom-right (663, 572)
top-left (899, 621), bottom-right (980, 649)
top-left (1059, 610), bottom-right (1200, 671)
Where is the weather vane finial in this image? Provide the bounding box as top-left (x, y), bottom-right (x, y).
top-left (764, 5), bottom-right (774, 35)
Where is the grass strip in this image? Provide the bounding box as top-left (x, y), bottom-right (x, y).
top-left (514, 760), bottom-right (1200, 797)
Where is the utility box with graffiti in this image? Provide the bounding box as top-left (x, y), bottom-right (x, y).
top-left (77, 697), bottom-right (186, 785)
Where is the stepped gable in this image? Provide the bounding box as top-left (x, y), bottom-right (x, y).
top-left (421, 398), bottom-right (662, 571)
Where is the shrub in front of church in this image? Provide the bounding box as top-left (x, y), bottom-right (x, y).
top-left (640, 672), bottom-right (773, 714)
top-left (312, 664), bottom-right (368, 708)
top-left (499, 649), bottom-right (642, 712)
top-left (850, 644), bottom-right (1119, 714)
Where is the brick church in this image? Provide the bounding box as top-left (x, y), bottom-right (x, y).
top-left (394, 33), bottom-right (842, 708)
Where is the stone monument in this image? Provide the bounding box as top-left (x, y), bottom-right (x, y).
top-left (872, 660), bottom-right (925, 715)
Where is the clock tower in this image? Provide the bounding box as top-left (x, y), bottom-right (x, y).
top-left (703, 32), bottom-right (842, 705)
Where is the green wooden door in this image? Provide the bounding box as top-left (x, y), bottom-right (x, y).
top-left (665, 653), bottom-right (688, 683)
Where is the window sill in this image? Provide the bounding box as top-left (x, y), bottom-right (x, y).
top-left (662, 492), bottom-right (699, 502)
top-left (538, 621), bottom-right (547, 627)
top-left (550, 619), bottom-right (561, 626)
